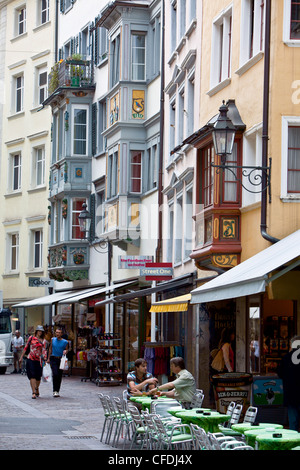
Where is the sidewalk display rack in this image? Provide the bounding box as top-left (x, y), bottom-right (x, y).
top-left (95, 333), bottom-right (123, 386)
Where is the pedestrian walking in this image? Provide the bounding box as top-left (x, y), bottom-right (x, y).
top-left (47, 328), bottom-right (69, 397)
top-left (11, 330), bottom-right (24, 374)
top-left (19, 326), bottom-right (47, 399)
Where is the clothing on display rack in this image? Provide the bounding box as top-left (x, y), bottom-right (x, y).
top-left (143, 344), bottom-right (184, 377)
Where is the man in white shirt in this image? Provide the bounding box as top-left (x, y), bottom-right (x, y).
top-left (12, 330), bottom-right (24, 373)
top-left (150, 357), bottom-right (196, 406)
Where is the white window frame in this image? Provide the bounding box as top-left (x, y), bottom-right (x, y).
top-left (184, 185), bottom-right (193, 260)
top-left (80, 25), bottom-right (91, 60)
top-left (71, 197), bottom-right (87, 240)
top-left (15, 5), bottom-right (26, 36)
top-left (242, 124), bottom-right (263, 207)
top-left (7, 232), bottom-right (20, 273)
top-left (99, 27), bottom-right (109, 63)
top-left (72, 104), bottom-right (89, 156)
top-left (283, 0), bottom-right (300, 46)
top-left (170, 0), bottom-right (177, 53)
top-left (31, 229), bottom-right (43, 269)
top-left (110, 31), bottom-right (121, 87)
top-left (37, 66), bottom-right (48, 105)
top-left (39, 0), bottom-right (49, 25)
top-left (167, 201), bottom-right (174, 263)
top-left (239, 0), bottom-right (265, 69)
top-left (14, 74), bottom-right (24, 114)
top-left (174, 194), bottom-right (183, 265)
top-left (32, 146), bottom-right (46, 188)
top-left (131, 32), bottom-right (146, 81)
top-left (281, 116), bottom-right (300, 201)
top-left (169, 95), bottom-right (176, 154)
top-left (9, 152), bottom-right (22, 192)
top-left (130, 150), bottom-right (142, 194)
top-left (210, 5), bottom-right (232, 91)
top-left (107, 148), bottom-right (118, 199)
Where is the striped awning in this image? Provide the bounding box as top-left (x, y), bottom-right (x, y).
top-left (149, 294), bottom-right (191, 313)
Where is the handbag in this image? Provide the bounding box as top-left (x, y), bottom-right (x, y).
top-left (42, 363), bottom-right (52, 383)
top-left (211, 348), bottom-right (225, 372)
top-left (59, 354), bottom-right (68, 371)
top-left (24, 336), bottom-right (33, 357)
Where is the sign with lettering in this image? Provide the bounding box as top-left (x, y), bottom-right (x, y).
top-left (140, 263), bottom-right (173, 281)
top-left (28, 277), bottom-right (54, 288)
top-left (118, 256), bottom-right (153, 269)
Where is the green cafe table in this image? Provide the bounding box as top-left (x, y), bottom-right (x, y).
top-left (129, 396), bottom-right (175, 412)
top-left (170, 409), bottom-right (230, 433)
top-left (244, 428), bottom-right (295, 448)
top-left (231, 422), bottom-right (283, 435)
top-left (256, 430), bottom-right (300, 450)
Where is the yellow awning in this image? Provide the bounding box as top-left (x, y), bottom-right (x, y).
top-left (149, 294), bottom-right (191, 313)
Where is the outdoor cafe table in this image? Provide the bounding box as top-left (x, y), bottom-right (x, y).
top-left (255, 430), bottom-right (300, 450)
top-left (168, 409), bottom-right (230, 433)
top-left (129, 396), bottom-right (175, 411)
top-left (231, 422), bottom-right (283, 435)
top-left (244, 428), bottom-right (295, 448)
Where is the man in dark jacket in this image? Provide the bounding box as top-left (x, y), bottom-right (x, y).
top-left (277, 336), bottom-right (300, 431)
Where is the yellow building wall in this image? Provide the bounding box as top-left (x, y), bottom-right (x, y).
top-left (199, 0), bottom-right (300, 262)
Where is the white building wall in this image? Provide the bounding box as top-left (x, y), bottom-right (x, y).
top-left (0, 0), bottom-right (55, 310)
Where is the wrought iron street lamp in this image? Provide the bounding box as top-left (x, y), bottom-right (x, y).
top-left (212, 101), bottom-right (236, 165)
top-left (211, 100), bottom-right (272, 201)
top-left (78, 203), bottom-right (92, 237)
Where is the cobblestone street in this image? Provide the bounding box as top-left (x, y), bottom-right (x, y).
top-left (0, 365), bottom-right (127, 451)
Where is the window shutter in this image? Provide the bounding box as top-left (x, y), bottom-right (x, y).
top-left (94, 23), bottom-right (99, 65)
top-left (92, 102), bottom-right (97, 156)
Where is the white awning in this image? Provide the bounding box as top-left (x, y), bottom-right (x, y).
top-left (13, 281), bottom-right (136, 308)
top-left (12, 291), bottom-right (74, 308)
top-left (191, 230), bottom-right (300, 304)
top-left (58, 281), bottom-right (136, 304)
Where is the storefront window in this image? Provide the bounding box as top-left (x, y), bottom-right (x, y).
top-left (126, 298), bottom-right (139, 371)
top-left (248, 301), bottom-right (260, 373)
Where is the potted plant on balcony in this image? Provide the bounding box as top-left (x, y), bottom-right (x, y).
top-left (67, 54), bottom-right (85, 87)
top-left (49, 63), bottom-right (59, 95)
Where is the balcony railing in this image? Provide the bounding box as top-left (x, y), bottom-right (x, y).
top-left (48, 58), bottom-right (93, 96)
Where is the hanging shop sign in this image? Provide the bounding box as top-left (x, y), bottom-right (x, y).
top-left (28, 277), bottom-right (54, 288)
top-left (118, 255), bottom-right (153, 269)
top-left (140, 263), bottom-right (173, 281)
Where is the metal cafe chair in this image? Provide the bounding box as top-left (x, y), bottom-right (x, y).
top-left (190, 424), bottom-right (213, 450)
top-left (243, 406), bottom-right (258, 424)
top-left (191, 391), bottom-right (204, 409)
top-left (221, 440), bottom-right (254, 450)
top-left (153, 415), bottom-right (194, 450)
top-left (98, 393), bottom-right (116, 443)
top-left (141, 411), bottom-right (161, 450)
top-left (150, 399), bottom-right (182, 424)
top-left (127, 404), bottom-right (148, 449)
top-left (103, 395), bottom-right (121, 445)
top-left (112, 397), bottom-right (133, 448)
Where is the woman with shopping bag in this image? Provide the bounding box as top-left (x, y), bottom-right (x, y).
top-left (47, 328), bottom-right (69, 397)
top-left (19, 326), bottom-right (47, 399)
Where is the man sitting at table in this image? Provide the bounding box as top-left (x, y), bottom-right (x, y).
top-left (127, 358), bottom-right (158, 400)
top-left (150, 357), bottom-right (196, 408)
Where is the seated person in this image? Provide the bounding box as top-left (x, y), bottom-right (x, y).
top-left (127, 358), bottom-right (158, 399)
top-left (150, 357), bottom-right (196, 407)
